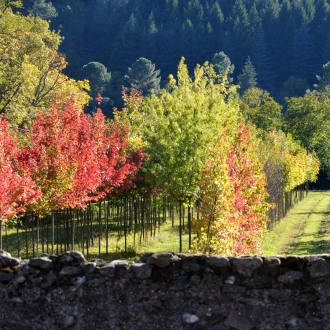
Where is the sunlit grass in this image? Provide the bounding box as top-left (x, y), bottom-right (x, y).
top-left (262, 191), bottom-right (330, 256)
top-left (1, 218), bottom-right (191, 261)
top-left (3, 191), bottom-right (330, 260)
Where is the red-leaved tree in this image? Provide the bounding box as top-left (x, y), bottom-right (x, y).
top-left (226, 124), bottom-right (269, 254)
top-left (18, 100), bottom-right (143, 212)
top-left (18, 102), bottom-right (80, 214)
top-left (0, 117), bottom-right (41, 223)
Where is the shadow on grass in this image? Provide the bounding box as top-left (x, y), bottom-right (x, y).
top-left (292, 211), bottom-right (330, 216)
top-left (87, 249), bottom-right (140, 261)
top-left (286, 239), bottom-right (330, 255)
top-left (1, 220), bottom-right (186, 260)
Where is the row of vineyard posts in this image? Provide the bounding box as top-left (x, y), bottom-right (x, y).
top-left (0, 194), bottom-right (190, 258)
top-left (0, 184), bottom-right (308, 259)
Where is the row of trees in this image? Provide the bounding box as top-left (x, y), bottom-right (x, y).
top-left (0, 57), bottom-right (320, 255)
top-left (0, 100), bottom-right (143, 222)
top-left (0, 1), bottom-right (323, 255)
top-left (113, 59), bottom-right (319, 254)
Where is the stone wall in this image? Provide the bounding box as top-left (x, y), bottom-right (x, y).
top-left (0, 250), bottom-right (330, 330)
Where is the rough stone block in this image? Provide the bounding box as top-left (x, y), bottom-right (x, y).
top-left (130, 263), bottom-right (153, 279)
top-left (232, 256), bottom-right (263, 277)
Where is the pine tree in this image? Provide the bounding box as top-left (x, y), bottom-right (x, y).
top-left (315, 61), bottom-right (330, 91)
top-left (291, 24), bottom-right (316, 81)
top-left (302, 0), bottom-right (316, 23)
top-left (250, 25), bottom-right (275, 92)
top-left (311, 0), bottom-right (330, 51)
top-left (79, 62), bottom-right (111, 94)
top-left (185, 0), bottom-right (204, 24)
top-left (273, 3), bottom-right (297, 85)
top-left (124, 57), bottom-right (161, 95)
top-left (111, 13), bottom-right (144, 72)
top-left (210, 0), bottom-right (224, 26)
top-left (28, 0), bottom-right (57, 20)
top-left (212, 51), bottom-right (234, 81)
top-left (209, 1), bottom-right (224, 53)
top-left (224, 0), bottom-right (251, 69)
top-left (248, 3), bottom-right (260, 33)
top-left (238, 56), bottom-right (257, 93)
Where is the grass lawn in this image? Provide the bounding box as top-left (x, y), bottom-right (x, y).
top-left (1, 217), bottom-right (191, 261)
top-left (3, 190), bottom-right (330, 260)
top-left (86, 222), bottom-right (191, 260)
top-left (262, 190), bottom-right (330, 255)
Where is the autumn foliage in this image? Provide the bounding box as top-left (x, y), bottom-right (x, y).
top-left (1, 100), bottom-right (143, 220)
top-left (193, 124), bottom-right (269, 255)
top-left (0, 117), bottom-right (41, 222)
top-left (0, 57), bottom-right (321, 257)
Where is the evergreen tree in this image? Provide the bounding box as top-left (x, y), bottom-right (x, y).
top-left (250, 24), bottom-right (275, 92)
top-left (165, 0), bottom-right (179, 21)
top-left (310, 0), bottom-right (330, 51)
top-left (315, 61), bottom-right (330, 91)
top-left (124, 57), bottom-right (161, 95)
top-left (228, 0), bottom-right (249, 28)
top-left (28, 0), bottom-right (57, 20)
top-left (79, 62), bottom-right (111, 94)
top-left (185, 0), bottom-right (204, 24)
top-left (224, 0), bottom-right (251, 69)
top-left (238, 56), bottom-right (257, 93)
top-left (261, 0), bottom-right (281, 78)
top-left (147, 11), bottom-right (158, 34)
top-left (279, 76), bottom-right (309, 101)
top-left (209, 1), bottom-right (224, 53)
top-left (292, 0), bottom-right (309, 25)
top-left (248, 3), bottom-right (260, 33)
top-left (111, 13), bottom-right (144, 72)
top-left (261, 0), bottom-right (280, 21)
top-left (210, 0), bottom-right (224, 26)
top-left (302, 0), bottom-right (316, 23)
top-left (322, 28), bottom-right (330, 65)
top-left (273, 3), bottom-right (297, 85)
top-left (291, 24), bottom-right (316, 81)
top-left (180, 19), bottom-right (197, 67)
top-left (212, 51), bottom-right (234, 81)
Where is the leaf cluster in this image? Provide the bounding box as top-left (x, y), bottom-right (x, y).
top-left (1, 101), bottom-right (143, 219)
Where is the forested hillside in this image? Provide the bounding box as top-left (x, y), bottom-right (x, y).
top-left (22, 0), bottom-right (330, 106)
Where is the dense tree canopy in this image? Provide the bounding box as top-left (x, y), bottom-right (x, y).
top-left (239, 88), bottom-right (283, 133)
top-left (0, 0), bottom-right (326, 256)
top-left (285, 91), bottom-right (330, 175)
top-left (27, 0), bottom-right (330, 105)
top-left (118, 58), bottom-right (239, 203)
top-left (0, 117), bottom-right (41, 222)
top-left (0, 4), bottom-right (89, 127)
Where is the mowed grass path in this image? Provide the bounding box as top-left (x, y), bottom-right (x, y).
top-left (262, 190), bottom-right (330, 255)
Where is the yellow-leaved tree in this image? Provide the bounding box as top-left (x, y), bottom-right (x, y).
top-left (116, 58), bottom-right (240, 250)
top-left (0, 2), bottom-right (89, 127)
